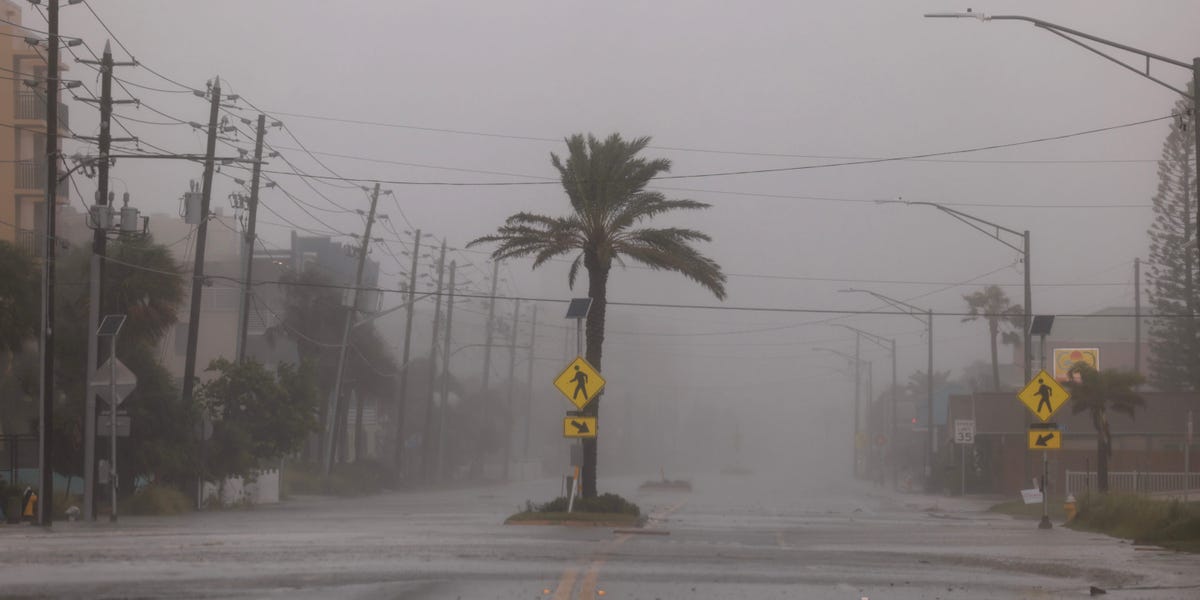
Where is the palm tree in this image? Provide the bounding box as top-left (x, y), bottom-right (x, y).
top-left (469, 133), bottom-right (726, 497)
top-left (1063, 363), bottom-right (1145, 493)
top-left (962, 285), bottom-right (1023, 391)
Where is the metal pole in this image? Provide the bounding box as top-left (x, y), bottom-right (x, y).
top-left (36, 0), bottom-right (60, 527)
top-left (961, 443), bottom-right (966, 497)
top-left (421, 240), bottom-right (447, 481)
top-left (890, 337), bottom-right (898, 489)
top-left (927, 309), bottom-right (935, 484)
top-left (523, 304), bottom-right (537, 458)
top-left (1134, 257), bottom-right (1142, 378)
top-left (436, 262), bottom-right (456, 481)
top-left (393, 229), bottom-right (421, 472)
top-left (853, 333), bottom-right (861, 478)
top-left (108, 334), bottom-right (117, 523)
top-left (83, 254), bottom-right (99, 520)
top-left (475, 260), bottom-right (500, 479)
top-left (1193, 59), bottom-right (1199, 279)
top-left (324, 182), bottom-right (382, 475)
top-left (1186, 410), bottom-right (1192, 503)
top-left (1023, 231), bottom-right (1032, 384)
top-left (502, 299), bottom-right (520, 481)
top-left (235, 114), bottom-right (267, 364)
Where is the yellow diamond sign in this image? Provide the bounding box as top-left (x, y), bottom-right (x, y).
top-left (554, 356), bottom-right (605, 410)
top-left (1017, 369), bottom-right (1070, 422)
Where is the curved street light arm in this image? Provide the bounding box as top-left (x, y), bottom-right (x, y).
top-left (833, 323), bottom-right (893, 352)
top-left (839, 288), bottom-right (929, 325)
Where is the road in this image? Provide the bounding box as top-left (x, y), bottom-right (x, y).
top-left (2, 470), bottom-right (1199, 599)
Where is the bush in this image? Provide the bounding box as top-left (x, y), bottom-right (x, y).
top-left (125, 484), bottom-right (192, 516)
top-left (532, 493), bottom-right (640, 516)
top-left (1072, 493), bottom-right (1200, 543)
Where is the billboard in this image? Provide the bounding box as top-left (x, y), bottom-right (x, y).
top-left (1053, 347), bottom-right (1099, 380)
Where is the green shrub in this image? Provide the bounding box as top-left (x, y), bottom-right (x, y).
top-left (125, 484), bottom-right (192, 516)
top-left (533, 493), bottom-right (640, 516)
top-left (1072, 493), bottom-right (1200, 543)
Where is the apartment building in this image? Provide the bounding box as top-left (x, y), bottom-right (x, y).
top-left (0, 0), bottom-right (70, 254)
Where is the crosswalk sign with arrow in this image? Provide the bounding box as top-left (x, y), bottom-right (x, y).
top-left (563, 416), bottom-right (597, 439)
top-left (1028, 429), bottom-right (1061, 450)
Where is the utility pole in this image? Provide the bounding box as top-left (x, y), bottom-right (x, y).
top-left (523, 304), bottom-right (537, 458)
top-left (927, 309), bottom-right (935, 483)
top-left (235, 114), bottom-right (267, 363)
top-left (853, 333), bottom-right (861, 478)
top-left (502, 299), bottom-right (520, 481)
top-left (393, 229), bottom-right (421, 473)
top-left (75, 40), bottom-right (135, 522)
top-left (1134, 257), bottom-right (1142, 378)
top-left (180, 76), bottom-right (223, 409)
top-left (435, 261), bottom-right (456, 481)
top-left (474, 260), bottom-right (500, 479)
top-left (36, 0), bottom-right (60, 527)
top-left (324, 183), bottom-right (382, 475)
top-left (421, 240), bottom-right (447, 481)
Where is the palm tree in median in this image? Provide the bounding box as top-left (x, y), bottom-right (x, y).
top-left (962, 285), bottom-right (1023, 391)
top-left (469, 133), bottom-right (726, 497)
top-left (1063, 363), bottom-right (1145, 493)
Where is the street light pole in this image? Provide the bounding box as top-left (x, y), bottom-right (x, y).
top-left (926, 10), bottom-right (1198, 285)
top-left (840, 289), bottom-right (936, 486)
top-left (834, 324), bottom-right (897, 487)
top-left (813, 346), bottom-right (865, 477)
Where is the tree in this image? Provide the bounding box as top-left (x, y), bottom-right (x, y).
top-left (1063, 363), bottom-right (1145, 493)
top-left (469, 133), bottom-right (727, 497)
top-left (961, 285), bottom-right (1023, 391)
top-left (0, 240), bottom-right (38, 357)
top-left (194, 358), bottom-right (319, 482)
top-left (1146, 82), bottom-right (1198, 391)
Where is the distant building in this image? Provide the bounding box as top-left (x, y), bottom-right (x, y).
top-left (0, 0), bottom-right (70, 254)
top-left (1013, 306), bottom-right (1152, 380)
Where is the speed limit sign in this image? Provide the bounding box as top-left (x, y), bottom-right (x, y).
top-left (954, 419), bottom-right (975, 445)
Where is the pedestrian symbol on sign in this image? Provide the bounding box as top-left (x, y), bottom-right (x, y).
top-left (571, 365), bottom-right (589, 401)
top-left (1017, 369), bottom-right (1070, 422)
top-left (1035, 378), bottom-right (1053, 414)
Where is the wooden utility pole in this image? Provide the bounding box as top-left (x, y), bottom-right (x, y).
top-left (421, 240), bottom-right (447, 481)
top-left (324, 183), bottom-right (382, 475)
top-left (76, 40), bottom-right (135, 522)
top-left (393, 229), bottom-right (421, 473)
top-left (235, 114), bottom-right (268, 363)
top-left (502, 299), bottom-right (520, 480)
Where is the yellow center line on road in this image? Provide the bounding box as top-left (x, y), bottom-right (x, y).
top-left (550, 500), bottom-right (688, 599)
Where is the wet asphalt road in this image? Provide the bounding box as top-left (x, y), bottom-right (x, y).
top-left (1, 470), bottom-right (1199, 599)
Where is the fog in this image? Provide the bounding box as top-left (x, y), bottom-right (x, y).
top-left (51, 1), bottom-right (1198, 484)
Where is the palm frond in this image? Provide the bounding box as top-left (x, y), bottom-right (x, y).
top-left (613, 227), bottom-right (726, 299)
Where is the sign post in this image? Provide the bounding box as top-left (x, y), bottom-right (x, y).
top-left (1017, 368), bottom-right (1070, 530)
top-left (562, 299), bottom-right (593, 514)
top-left (954, 419), bottom-right (974, 496)
top-left (91, 315), bottom-right (131, 523)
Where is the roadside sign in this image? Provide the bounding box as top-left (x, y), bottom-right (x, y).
top-left (954, 419), bottom-right (975, 444)
top-left (554, 356), bottom-right (605, 410)
top-left (1028, 428), bottom-right (1061, 450)
top-left (98, 413), bottom-right (131, 438)
top-left (1020, 488), bottom-right (1043, 505)
top-left (563, 416), bottom-right (597, 439)
top-left (1016, 369), bottom-right (1070, 422)
top-left (90, 356), bottom-right (138, 406)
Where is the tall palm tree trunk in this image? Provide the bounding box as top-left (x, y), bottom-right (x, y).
top-left (581, 258), bottom-right (609, 498)
top-left (989, 320), bottom-right (1000, 391)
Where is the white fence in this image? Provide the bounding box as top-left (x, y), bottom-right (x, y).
top-left (1066, 470), bottom-right (1200, 497)
top-left (200, 469), bottom-right (280, 507)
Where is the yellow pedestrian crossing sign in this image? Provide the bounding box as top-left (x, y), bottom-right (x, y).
top-left (554, 356), bottom-right (605, 410)
top-left (1017, 369), bottom-right (1070, 422)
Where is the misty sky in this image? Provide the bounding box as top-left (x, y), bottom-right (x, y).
top-left (37, 1), bottom-right (1200, 459)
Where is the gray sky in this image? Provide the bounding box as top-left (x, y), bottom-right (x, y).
top-left (43, 1), bottom-right (1200, 463)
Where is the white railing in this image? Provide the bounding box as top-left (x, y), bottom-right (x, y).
top-left (1066, 470), bottom-right (1200, 497)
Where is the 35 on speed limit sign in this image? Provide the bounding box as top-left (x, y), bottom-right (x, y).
top-left (954, 419), bottom-right (975, 444)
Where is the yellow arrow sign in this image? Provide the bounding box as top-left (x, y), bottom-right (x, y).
top-left (1017, 369), bottom-right (1071, 422)
top-left (554, 356), bottom-right (605, 410)
top-left (1028, 429), bottom-right (1061, 450)
top-left (563, 416), bottom-right (597, 438)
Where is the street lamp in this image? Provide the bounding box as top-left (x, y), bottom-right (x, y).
top-left (834, 324), bottom-right (898, 488)
top-left (840, 288), bottom-right (936, 485)
top-left (925, 9), bottom-right (1199, 266)
top-left (878, 199), bottom-right (1031, 385)
top-left (814, 346), bottom-right (866, 477)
